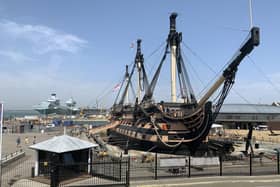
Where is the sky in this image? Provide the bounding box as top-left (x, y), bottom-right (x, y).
top-left (0, 0), bottom-right (280, 109)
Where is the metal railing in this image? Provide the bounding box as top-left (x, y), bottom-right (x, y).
top-left (2, 153), bottom-right (280, 187)
top-left (129, 152), bottom-right (280, 180)
top-left (2, 149), bottom-right (23, 162)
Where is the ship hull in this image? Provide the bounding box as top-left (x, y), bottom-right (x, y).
top-left (108, 102), bottom-right (213, 155)
top-left (35, 108), bottom-right (78, 115)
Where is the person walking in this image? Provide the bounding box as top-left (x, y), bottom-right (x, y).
top-left (24, 137), bottom-right (29, 144)
top-left (33, 136), bottom-right (36, 144)
top-left (16, 136), bottom-right (21, 147)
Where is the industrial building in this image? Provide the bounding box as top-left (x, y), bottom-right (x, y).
top-left (216, 104), bottom-right (280, 130)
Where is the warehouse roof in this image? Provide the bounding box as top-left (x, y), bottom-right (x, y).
top-left (220, 104), bottom-right (280, 114)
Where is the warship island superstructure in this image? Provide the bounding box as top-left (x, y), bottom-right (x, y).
top-left (33, 93), bottom-right (79, 115)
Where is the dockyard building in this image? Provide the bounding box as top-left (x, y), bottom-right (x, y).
top-left (216, 104), bottom-right (280, 130)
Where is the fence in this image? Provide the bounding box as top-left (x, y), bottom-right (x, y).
top-left (57, 157), bottom-right (130, 187)
top-left (1, 156), bottom-right (130, 187)
top-left (129, 152), bottom-right (280, 180)
top-left (1, 159), bottom-right (49, 187)
top-left (1, 149), bottom-right (25, 167)
top-left (1, 152), bottom-right (280, 187)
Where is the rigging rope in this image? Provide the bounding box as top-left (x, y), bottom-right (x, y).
top-left (150, 117), bottom-right (184, 148)
top-left (179, 49), bottom-right (197, 102)
top-left (181, 37), bottom-right (265, 120)
top-left (213, 79), bottom-right (234, 121)
top-left (145, 41), bottom-right (166, 76)
top-left (247, 55), bottom-right (280, 95)
top-left (93, 60), bottom-right (135, 107)
top-left (143, 42), bottom-right (170, 101)
top-left (129, 81), bottom-right (136, 100)
top-left (114, 74), bottom-right (127, 105)
top-left (182, 42), bottom-right (226, 98)
top-left (182, 42), bottom-right (218, 74)
top-left (119, 63), bottom-right (136, 105)
top-left (181, 41), bottom-right (258, 107)
top-left (181, 49), bottom-right (205, 88)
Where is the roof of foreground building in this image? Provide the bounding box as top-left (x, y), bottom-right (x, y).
top-left (29, 135), bottom-right (98, 153)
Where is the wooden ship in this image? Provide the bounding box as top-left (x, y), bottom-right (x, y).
top-left (108, 13), bottom-right (260, 155)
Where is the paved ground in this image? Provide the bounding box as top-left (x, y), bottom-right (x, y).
top-left (131, 175), bottom-right (280, 187)
top-left (2, 130), bottom-right (63, 158)
top-left (1, 130), bottom-right (63, 187)
top-left (6, 175), bottom-right (280, 187)
top-left (2, 130), bottom-right (280, 187)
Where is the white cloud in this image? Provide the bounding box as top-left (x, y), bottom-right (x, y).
top-left (0, 20), bottom-right (96, 109)
top-left (0, 71), bottom-right (94, 109)
top-left (0, 50), bottom-right (36, 63)
top-left (0, 20), bottom-right (87, 54)
top-left (0, 62), bottom-right (116, 110)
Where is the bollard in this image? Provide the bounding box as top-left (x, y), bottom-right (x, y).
top-left (277, 152), bottom-right (280, 175)
top-left (50, 168), bottom-right (55, 187)
top-left (188, 155), bottom-right (191, 178)
top-left (125, 170), bottom-right (129, 187)
top-left (249, 153), bottom-right (252, 176)
top-left (31, 167), bottom-right (35, 178)
top-left (219, 155), bottom-right (222, 176)
top-left (119, 157), bottom-right (122, 181)
top-left (127, 156), bottom-right (130, 186)
top-left (50, 154), bottom-right (59, 187)
top-left (154, 153), bottom-right (158, 180)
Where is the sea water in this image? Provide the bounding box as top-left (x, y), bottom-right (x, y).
top-left (4, 110), bottom-right (40, 119)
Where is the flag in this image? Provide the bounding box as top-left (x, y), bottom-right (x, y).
top-left (130, 42), bottom-right (134, 49)
top-left (113, 83), bottom-right (121, 92)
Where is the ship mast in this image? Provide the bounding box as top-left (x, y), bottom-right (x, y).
top-left (136, 39), bottom-right (143, 103)
top-left (116, 39), bottom-right (149, 106)
top-left (142, 12), bottom-right (196, 104)
top-left (125, 65), bottom-right (130, 104)
top-left (169, 13), bottom-right (178, 102)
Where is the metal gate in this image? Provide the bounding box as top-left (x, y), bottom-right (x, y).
top-left (1, 159), bottom-right (50, 187)
top-left (56, 156), bottom-right (130, 187)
